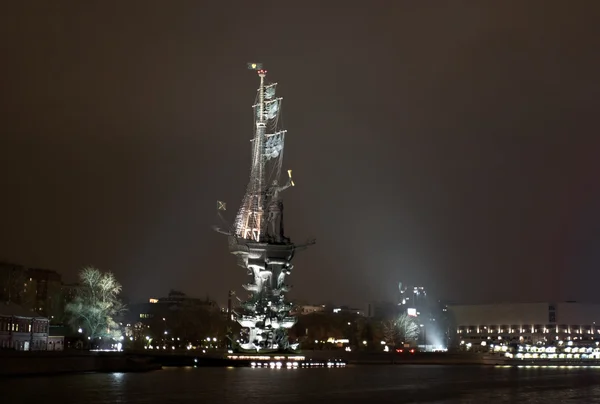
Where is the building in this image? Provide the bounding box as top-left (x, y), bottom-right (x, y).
top-left (294, 304), bottom-right (325, 315)
top-left (0, 263), bottom-right (63, 323)
top-left (292, 304), bottom-right (364, 316)
top-left (47, 325), bottom-right (66, 351)
top-left (399, 285), bottom-right (428, 308)
top-left (61, 282), bottom-right (81, 315)
top-left (367, 285), bottom-right (431, 319)
top-left (367, 301), bottom-right (400, 319)
top-left (396, 284), bottom-right (450, 350)
top-left (0, 262), bottom-right (28, 305)
top-left (125, 291), bottom-right (222, 349)
top-left (332, 306), bottom-right (365, 316)
top-left (448, 302), bottom-right (600, 348)
top-left (0, 302), bottom-right (49, 350)
top-left (26, 268), bottom-right (62, 321)
top-left (127, 290), bottom-right (219, 325)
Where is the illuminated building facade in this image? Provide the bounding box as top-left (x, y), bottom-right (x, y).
top-left (449, 302), bottom-right (600, 349)
top-left (0, 302), bottom-right (49, 351)
top-left (214, 65), bottom-right (314, 353)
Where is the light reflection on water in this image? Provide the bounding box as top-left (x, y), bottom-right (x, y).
top-left (3, 365), bottom-right (600, 403)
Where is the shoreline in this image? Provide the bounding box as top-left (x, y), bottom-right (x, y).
top-left (0, 351), bottom-right (161, 377)
top-left (3, 351), bottom-right (600, 377)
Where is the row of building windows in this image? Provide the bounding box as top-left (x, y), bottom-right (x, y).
top-left (0, 338), bottom-right (48, 350)
top-left (457, 325), bottom-right (600, 334)
top-left (0, 317), bottom-right (48, 333)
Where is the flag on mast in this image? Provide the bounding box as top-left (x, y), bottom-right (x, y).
top-left (247, 62), bottom-right (263, 70)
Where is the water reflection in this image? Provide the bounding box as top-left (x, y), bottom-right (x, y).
top-left (3, 365), bottom-right (600, 403)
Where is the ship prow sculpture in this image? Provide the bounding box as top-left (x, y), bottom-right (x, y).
top-left (214, 63), bottom-right (315, 353)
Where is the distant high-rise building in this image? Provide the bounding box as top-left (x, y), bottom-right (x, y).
top-left (366, 301), bottom-right (400, 319)
top-left (0, 262), bottom-right (27, 305)
top-left (398, 284), bottom-right (429, 314)
top-left (398, 282), bottom-right (450, 351)
top-left (0, 264), bottom-right (63, 323)
top-left (26, 268), bottom-right (62, 321)
top-left (60, 283), bottom-right (81, 324)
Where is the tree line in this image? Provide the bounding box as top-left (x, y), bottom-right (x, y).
top-left (22, 265), bottom-right (422, 351)
top-left (291, 311), bottom-right (420, 350)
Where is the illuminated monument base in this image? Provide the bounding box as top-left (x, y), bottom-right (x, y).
top-left (225, 354), bottom-right (347, 369)
top-left (229, 237), bottom-right (299, 353)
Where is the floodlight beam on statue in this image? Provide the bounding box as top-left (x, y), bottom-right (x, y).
top-left (231, 63), bottom-right (295, 243)
top-left (211, 64), bottom-right (314, 353)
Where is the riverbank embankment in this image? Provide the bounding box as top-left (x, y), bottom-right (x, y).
top-left (0, 351), bottom-right (161, 377)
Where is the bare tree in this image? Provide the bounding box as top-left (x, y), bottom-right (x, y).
top-left (381, 313), bottom-right (419, 347)
top-left (396, 313), bottom-right (419, 345)
top-left (65, 267), bottom-right (126, 341)
top-left (381, 319), bottom-right (399, 347)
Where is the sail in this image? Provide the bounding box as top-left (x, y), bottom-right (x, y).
top-left (266, 100), bottom-right (279, 120)
top-left (264, 132), bottom-right (285, 160)
top-left (234, 73), bottom-right (287, 241)
top-left (265, 84), bottom-right (277, 100)
top-left (254, 98), bottom-right (281, 122)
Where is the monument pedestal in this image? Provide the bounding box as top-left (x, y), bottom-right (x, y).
top-left (229, 237), bottom-right (297, 353)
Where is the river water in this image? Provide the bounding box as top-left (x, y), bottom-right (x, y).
top-left (4, 365), bottom-right (600, 403)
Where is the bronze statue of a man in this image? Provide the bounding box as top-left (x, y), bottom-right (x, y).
top-left (266, 179), bottom-right (292, 243)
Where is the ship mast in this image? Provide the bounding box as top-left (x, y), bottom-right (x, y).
top-left (253, 69), bottom-right (267, 240)
top-left (235, 68), bottom-right (270, 241)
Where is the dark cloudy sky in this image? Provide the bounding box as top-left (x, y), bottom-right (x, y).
top-left (1, 1), bottom-right (599, 308)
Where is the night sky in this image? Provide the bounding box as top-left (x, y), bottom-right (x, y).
top-left (1, 1), bottom-right (599, 308)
